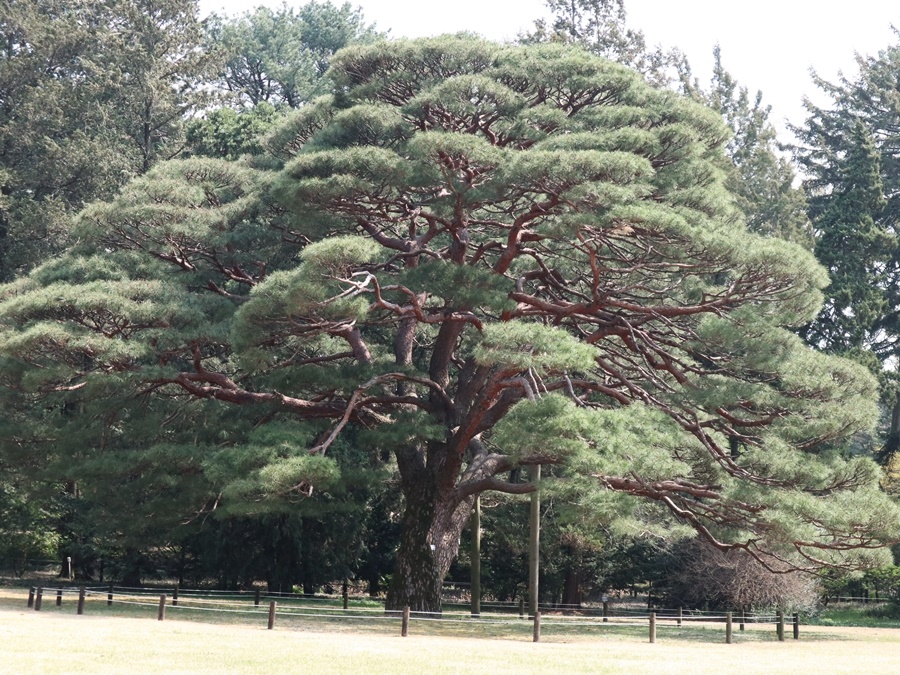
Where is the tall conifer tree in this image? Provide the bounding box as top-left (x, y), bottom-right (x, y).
top-left (794, 34), bottom-right (900, 460)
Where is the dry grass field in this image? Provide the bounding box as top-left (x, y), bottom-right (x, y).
top-left (1, 588), bottom-right (899, 674)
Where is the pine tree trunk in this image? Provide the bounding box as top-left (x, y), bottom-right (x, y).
top-left (881, 392), bottom-right (900, 464)
top-left (385, 492), bottom-right (442, 613)
top-left (121, 548), bottom-right (143, 587)
top-left (563, 567), bottom-right (582, 608)
top-left (890, 393), bottom-right (900, 447)
top-left (385, 474), bottom-right (474, 614)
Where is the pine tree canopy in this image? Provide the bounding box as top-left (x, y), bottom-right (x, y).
top-left (1, 37), bottom-right (896, 610)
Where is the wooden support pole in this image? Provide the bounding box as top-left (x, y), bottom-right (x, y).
top-left (342, 579), bottom-right (349, 610)
top-left (677, 606), bottom-right (682, 627)
top-left (528, 464), bottom-right (541, 618)
top-left (532, 611), bottom-right (541, 643)
top-left (649, 612), bottom-right (656, 643)
top-left (157, 594), bottom-right (166, 621)
top-left (254, 588), bottom-right (261, 607)
top-left (401, 605), bottom-right (410, 637)
top-left (77, 587), bottom-right (85, 615)
top-left (268, 601), bottom-right (276, 630)
top-left (172, 586), bottom-right (178, 607)
top-left (56, 589), bottom-right (62, 607)
top-left (793, 612), bottom-right (799, 640)
top-left (35, 587), bottom-right (43, 611)
top-left (603, 599), bottom-right (609, 623)
top-left (726, 612), bottom-right (733, 644)
top-left (471, 495), bottom-right (481, 618)
top-left (107, 584), bottom-right (113, 606)
top-left (27, 587), bottom-right (34, 608)
top-left (777, 611), bottom-right (785, 642)
top-left (740, 611), bottom-right (745, 631)
top-left (519, 597), bottom-right (525, 619)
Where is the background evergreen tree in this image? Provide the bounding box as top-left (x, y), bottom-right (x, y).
top-left (802, 121), bottom-right (890, 353)
top-left (793, 33), bottom-right (900, 464)
top-left (703, 47), bottom-right (811, 247)
top-left (0, 0), bottom-right (218, 281)
top-left (0, 0), bottom-right (129, 280)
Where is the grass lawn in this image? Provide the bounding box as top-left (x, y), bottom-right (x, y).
top-left (2, 588), bottom-right (900, 673)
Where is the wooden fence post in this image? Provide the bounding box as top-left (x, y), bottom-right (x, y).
top-left (471, 495), bottom-right (481, 619)
top-left (603, 600), bottom-right (609, 623)
top-left (27, 587), bottom-right (34, 608)
top-left (793, 613), bottom-right (799, 640)
top-left (401, 606), bottom-right (410, 637)
top-left (677, 606), bottom-right (682, 627)
top-left (254, 588), bottom-right (261, 607)
top-left (56, 589), bottom-right (62, 606)
top-left (528, 465), bottom-right (541, 618)
top-left (35, 587), bottom-right (43, 611)
top-left (172, 585), bottom-right (178, 607)
top-left (649, 612), bottom-right (656, 643)
top-left (157, 594), bottom-right (166, 621)
top-left (532, 611), bottom-right (541, 643)
top-left (342, 579), bottom-right (349, 610)
top-left (726, 612), bottom-right (733, 644)
top-left (740, 611), bottom-right (745, 631)
top-left (268, 601), bottom-right (276, 630)
top-left (519, 598), bottom-right (525, 620)
top-left (77, 587), bottom-right (85, 615)
top-left (777, 611), bottom-right (784, 641)
top-left (107, 584), bottom-right (113, 607)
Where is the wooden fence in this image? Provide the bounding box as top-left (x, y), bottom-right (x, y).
top-left (20, 584), bottom-right (804, 644)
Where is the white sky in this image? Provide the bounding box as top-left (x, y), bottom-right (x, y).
top-left (199, 0), bottom-right (900, 140)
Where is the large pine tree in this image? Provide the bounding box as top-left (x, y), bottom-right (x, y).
top-left (1, 38), bottom-right (896, 611)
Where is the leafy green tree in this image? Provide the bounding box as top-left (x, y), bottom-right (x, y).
top-left (0, 0), bottom-right (228, 581)
top-left (186, 103), bottom-right (283, 161)
top-left (0, 37), bottom-right (897, 614)
top-left (0, 0), bottom-right (381, 579)
top-left (524, 0), bottom-right (688, 88)
top-left (0, 479), bottom-right (61, 576)
top-left (207, 1), bottom-right (380, 108)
